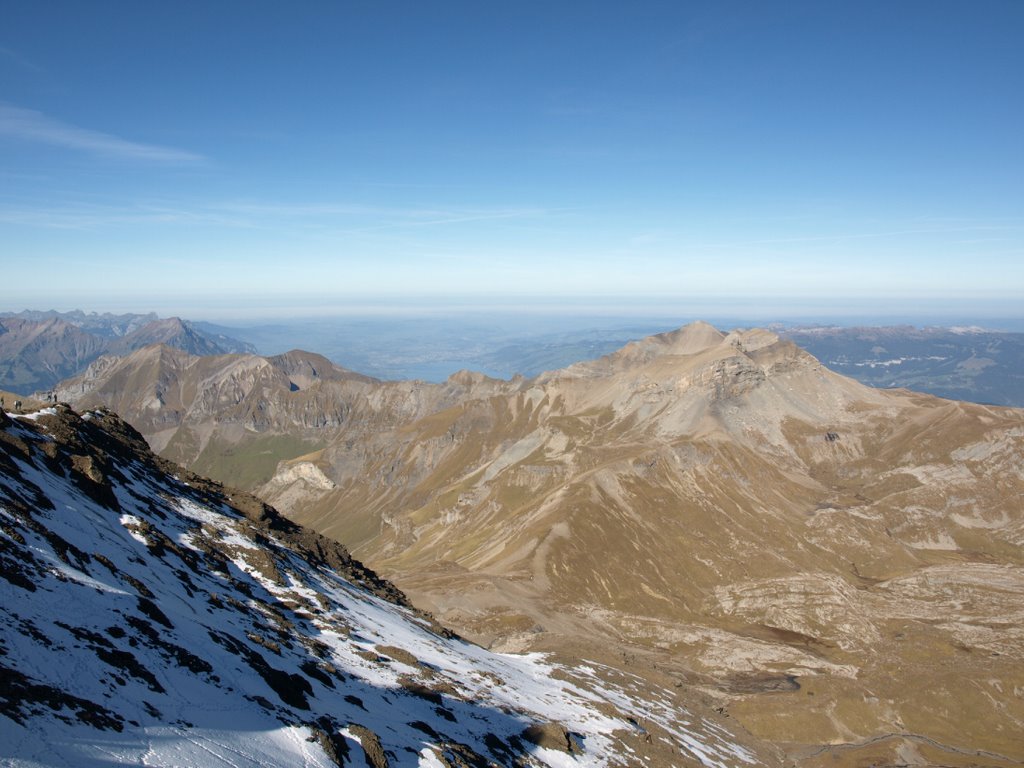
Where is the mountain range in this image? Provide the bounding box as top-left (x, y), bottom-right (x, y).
top-left (193, 316), bottom-right (1024, 407)
top-left (0, 403), bottom-right (769, 766)
top-left (5, 310), bottom-right (1024, 408)
top-left (50, 321), bottom-right (1024, 766)
top-left (0, 311), bottom-right (255, 395)
top-left (781, 325), bottom-right (1024, 407)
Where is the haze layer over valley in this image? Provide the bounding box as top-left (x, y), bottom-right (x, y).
top-left (54, 321), bottom-right (1024, 766)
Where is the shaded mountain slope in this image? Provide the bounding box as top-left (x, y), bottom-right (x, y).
top-left (107, 316), bottom-right (256, 357)
top-left (0, 404), bottom-right (769, 767)
top-left (1, 309), bottom-right (159, 338)
top-left (0, 317), bottom-right (107, 394)
top-left (0, 313), bottom-right (255, 395)
top-left (53, 322), bottom-right (1024, 765)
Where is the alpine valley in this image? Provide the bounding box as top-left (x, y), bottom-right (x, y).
top-left (9, 322), bottom-right (1024, 765)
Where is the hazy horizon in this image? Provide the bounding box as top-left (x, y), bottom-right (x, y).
top-left (5, 296), bottom-right (1024, 334)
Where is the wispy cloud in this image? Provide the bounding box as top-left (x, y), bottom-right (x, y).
top-left (214, 200), bottom-right (554, 232)
top-left (0, 203), bottom-right (245, 230)
top-left (692, 224), bottom-right (1022, 250)
top-left (0, 198), bottom-right (553, 232)
top-left (0, 103), bottom-right (204, 163)
top-left (0, 46), bottom-right (44, 74)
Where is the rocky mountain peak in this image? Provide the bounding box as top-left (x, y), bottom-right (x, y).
top-left (269, 349), bottom-right (378, 387)
top-left (597, 320), bottom-right (727, 370)
top-left (445, 368), bottom-right (501, 387)
top-left (150, 316), bottom-right (189, 332)
top-left (652, 319), bottom-right (728, 354)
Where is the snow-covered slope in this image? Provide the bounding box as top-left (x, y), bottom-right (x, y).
top-left (0, 405), bottom-right (764, 767)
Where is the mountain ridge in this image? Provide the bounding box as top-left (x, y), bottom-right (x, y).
top-left (0, 311), bottom-right (256, 395)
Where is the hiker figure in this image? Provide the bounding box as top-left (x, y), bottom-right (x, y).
top-left (0, 396), bottom-right (4, 409)
top-left (14, 400), bottom-right (22, 412)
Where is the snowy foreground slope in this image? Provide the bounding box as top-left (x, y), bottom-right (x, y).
top-left (0, 406), bottom-right (764, 767)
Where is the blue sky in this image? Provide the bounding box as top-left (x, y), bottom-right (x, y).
top-left (1, 1), bottom-right (1022, 320)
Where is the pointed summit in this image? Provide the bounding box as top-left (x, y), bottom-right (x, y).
top-left (269, 349), bottom-right (378, 386)
top-left (549, 321), bottom-right (729, 379)
top-left (647, 320), bottom-right (727, 355)
top-left (614, 320), bottom-right (727, 364)
top-left (108, 317), bottom-right (251, 357)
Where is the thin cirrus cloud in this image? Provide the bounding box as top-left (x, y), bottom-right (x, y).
top-left (0, 203), bottom-right (246, 230)
top-left (0, 103), bottom-right (204, 164)
top-left (213, 201), bottom-right (554, 232)
top-left (0, 199), bottom-right (549, 233)
top-left (0, 46), bottom-right (44, 74)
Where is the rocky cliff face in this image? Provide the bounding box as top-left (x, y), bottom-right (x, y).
top-left (0, 404), bottom-right (769, 767)
top-left (53, 322), bottom-right (1024, 765)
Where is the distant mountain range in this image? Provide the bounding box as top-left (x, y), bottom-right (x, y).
top-left (4, 309), bottom-right (1024, 407)
top-left (200, 315), bottom-right (1024, 406)
top-left (780, 325), bottom-right (1024, 407)
top-left (51, 321), bottom-right (1024, 765)
top-left (0, 310), bottom-right (255, 394)
top-left (478, 324), bottom-right (1024, 407)
top-left (5, 308), bottom-right (162, 337)
top-left (1, 404), bottom-right (764, 766)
